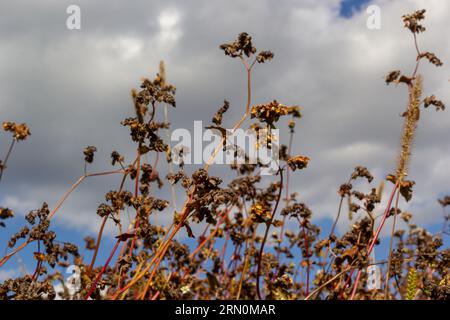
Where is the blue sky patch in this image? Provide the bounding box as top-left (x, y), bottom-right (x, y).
top-left (340, 0), bottom-right (372, 18)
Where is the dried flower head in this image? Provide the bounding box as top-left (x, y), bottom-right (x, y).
top-left (402, 9), bottom-right (426, 33)
top-left (419, 52), bottom-right (443, 67)
top-left (84, 236), bottom-right (96, 250)
top-left (287, 155), bottom-right (310, 171)
top-left (212, 100), bottom-right (230, 126)
top-left (220, 32), bottom-right (256, 58)
top-left (287, 106), bottom-right (302, 118)
top-left (385, 70), bottom-right (401, 84)
top-left (350, 166), bottom-right (373, 183)
top-left (251, 100), bottom-right (289, 127)
top-left (111, 151), bottom-right (124, 166)
top-left (0, 207), bottom-right (14, 227)
top-left (250, 202), bottom-right (271, 223)
top-left (2, 122), bottom-right (30, 141)
top-left (138, 75), bottom-right (176, 108)
top-left (424, 95), bottom-right (445, 111)
top-left (83, 146), bottom-right (97, 164)
top-left (256, 51), bottom-right (274, 64)
top-left (438, 196), bottom-right (450, 207)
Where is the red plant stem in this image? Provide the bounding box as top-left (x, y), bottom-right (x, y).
top-left (230, 246), bottom-right (239, 270)
top-left (87, 216), bottom-right (108, 274)
top-left (151, 273), bottom-right (175, 300)
top-left (232, 243), bottom-right (243, 274)
top-left (127, 149), bottom-right (158, 259)
top-left (89, 170), bottom-right (130, 276)
top-left (303, 225), bottom-right (310, 296)
top-left (151, 291), bottom-right (160, 300)
top-left (115, 163), bottom-right (142, 267)
top-left (256, 167), bottom-right (283, 300)
top-left (0, 138), bottom-right (15, 183)
top-left (48, 169), bottom-right (124, 220)
top-left (384, 190), bottom-right (401, 299)
top-left (220, 235), bottom-right (229, 273)
top-left (340, 269), bottom-right (354, 293)
top-left (348, 182), bottom-right (399, 300)
top-left (367, 184), bottom-right (399, 254)
top-left (31, 241), bottom-right (42, 281)
top-left (349, 271), bottom-right (362, 299)
top-left (114, 196), bottom-right (193, 300)
top-left (411, 33), bottom-right (422, 78)
top-left (0, 239), bottom-right (32, 268)
top-left (129, 152), bottom-right (141, 256)
top-left (85, 239), bottom-right (120, 300)
top-left (188, 207), bottom-right (230, 260)
top-left (128, 222), bottom-right (140, 255)
top-left (225, 245), bottom-right (240, 298)
top-left (274, 128), bottom-right (294, 275)
top-left (31, 261), bottom-right (42, 281)
top-left (175, 205), bottom-right (233, 284)
top-left (199, 224), bottom-right (211, 242)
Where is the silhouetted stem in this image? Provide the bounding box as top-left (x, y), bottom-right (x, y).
top-left (0, 138), bottom-right (16, 183)
top-left (48, 169), bottom-right (125, 220)
top-left (85, 239), bottom-right (120, 300)
top-left (87, 216), bottom-right (108, 275)
top-left (349, 182), bottom-right (399, 300)
top-left (384, 187), bottom-right (401, 298)
top-left (256, 166), bottom-right (283, 300)
top-left (0, 239), bottom-right (32, 268)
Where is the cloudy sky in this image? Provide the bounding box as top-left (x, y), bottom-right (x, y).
top-left (0, 0), bottom-right (449, 273)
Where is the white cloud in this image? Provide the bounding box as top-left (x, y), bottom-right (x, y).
top-left (156, 8), bottom-right (182, 49)
top-left (113, 37), bottom-right (144, 60)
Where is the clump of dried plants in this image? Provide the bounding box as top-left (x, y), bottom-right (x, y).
top-left (0, 10), bottom-right (448, 300)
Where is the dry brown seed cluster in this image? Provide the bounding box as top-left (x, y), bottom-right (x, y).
top-left (287, 155), bottom-right (310, 171)
top-left (2, 122), bottom-right (30, 141)
top-left (83, 146), bottom-right (97, 164)
top-left (220, 32), bottom-right (257, 58)
top-left (251, 100), bottom-right (289, 127)
top-left (250, 202), bottom-right (272, 223)
top-left (0, 207), bottom-right (14, 228)
top-left (402, 9), bottom-right (426, 33)
top-left (212, 100), bottom-right (230, 126)
top-left (424, 95), bottom-right (445, 111)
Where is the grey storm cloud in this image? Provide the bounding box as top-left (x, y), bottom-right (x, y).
top-left (0, 0), bottom-right (449, 238)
